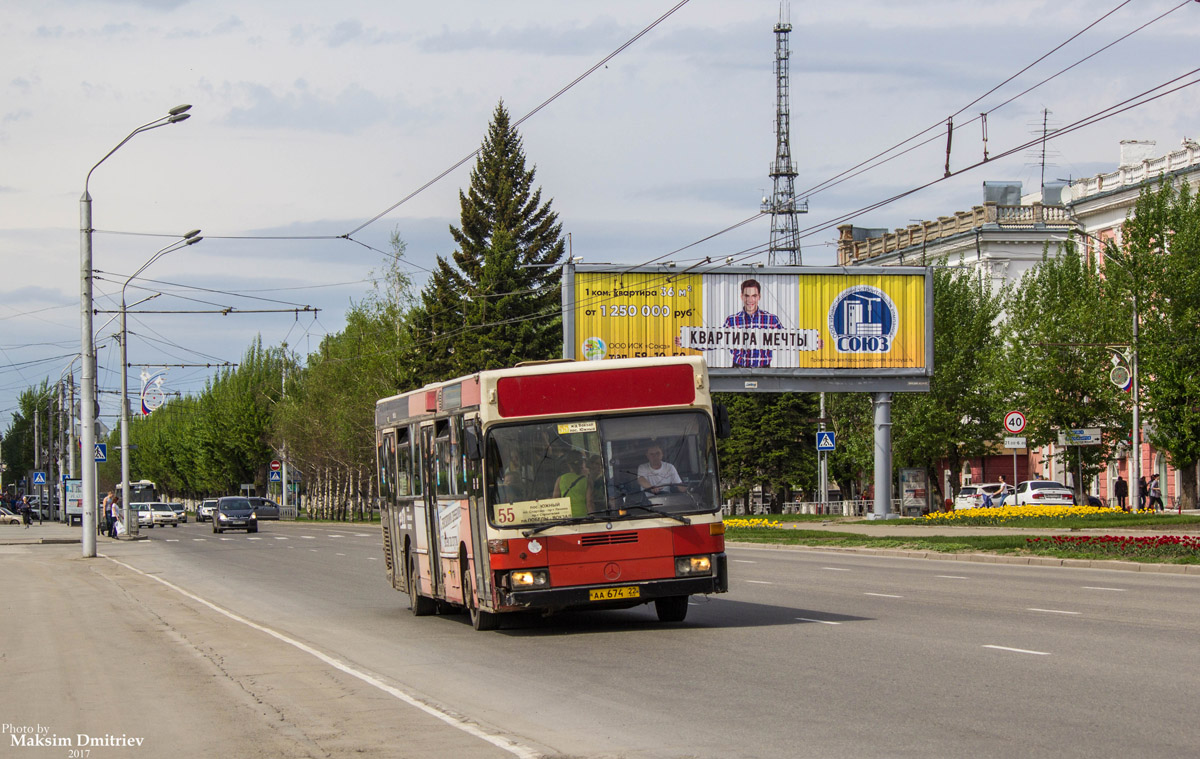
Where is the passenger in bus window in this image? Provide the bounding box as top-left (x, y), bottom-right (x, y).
top-left (552, 454), bottom-right (592, 517)
top-left (637, 442), bottom-right (683, 494)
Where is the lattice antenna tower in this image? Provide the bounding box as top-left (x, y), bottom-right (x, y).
top-left (762, 1), bottom-right (806, 266)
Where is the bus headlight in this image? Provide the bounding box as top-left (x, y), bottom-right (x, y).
top-left (675, 555), bottom-right (712, 577)
top-left (509, 569), bottom-right (549, 588)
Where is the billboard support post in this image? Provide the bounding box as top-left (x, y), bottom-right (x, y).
top-left (872, 392), bottom-right (895, 519)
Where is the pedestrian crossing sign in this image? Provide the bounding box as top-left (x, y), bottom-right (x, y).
top-left (816, 432), bottom-right (836, 451)
top-left (268, 470), bottom-right (282, 482)
top-left (32, 471), bottom-right (47, 485)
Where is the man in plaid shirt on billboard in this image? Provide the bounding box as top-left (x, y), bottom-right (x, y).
top-left (723, 278), bottom-right (782, 367)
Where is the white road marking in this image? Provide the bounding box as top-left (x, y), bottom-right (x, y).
top-left (192, 539), bottom-right (206, 542)
top-left (336, 553), bottom-right (346, 556)
top-left (247, 537), bottom-right (262, 541)
top-left (274, 537), bottom-right (288, 540)
top-left (353, 533), bottom-right (371, 537)
top-left (300, 536), bottom-right (316, 540)
top-left (984, 645), bottom-right (1051, 656)
top-left (1083, 586), bottom-right (1125, 591)
top-left (746, 580), bottom-right (773, 585)
top-left (220, 538), bottom-right (233, 541)
top-left (937, 575), bottom-right (968, 579)
top-left (329, 534), bottom-right (345, 538)
top-left (367, 557), bottom-right (378, 561)
top-left (166, 539), bottom-right (179, 543)
top-left (733, 559), bottom-right (757, 564)
top-left (865, 592), bottom-right (903, 598)
top-left (822, 567), bottom-right (851, 572)
top-left (797, 617), bottom-right (841, 625)
top-left (1028, 608), bottom-right (1080, 615)
top-left (104, 557), bottom-right (542, 759)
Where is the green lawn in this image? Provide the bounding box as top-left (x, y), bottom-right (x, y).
top-left (725, 514), bottom-right (1200, 565)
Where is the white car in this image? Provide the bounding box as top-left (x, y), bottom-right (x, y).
top-left (954, 483), bottom-right (1008, 510)
top-left (148, 502), bottom-right (180, 527)
top-left (197, 499), bottom-right (218, 523)
top-left (998, 480), bottom-right (1074, 507)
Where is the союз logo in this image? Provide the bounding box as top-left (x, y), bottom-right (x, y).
top-left (827, 286), bottom-right (898, 353)
top-left (581, 337), bottom-right (607, 360)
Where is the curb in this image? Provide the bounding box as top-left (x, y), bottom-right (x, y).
top-left (727, 540), bottom-right (1200, 575)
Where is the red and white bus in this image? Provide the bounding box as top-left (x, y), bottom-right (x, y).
top-left (374, 356), bottom-right (729, 630)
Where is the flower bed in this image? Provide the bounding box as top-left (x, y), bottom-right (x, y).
top-left (924, 505), bottom-right (1123, 526)
top-left (724, 517), bottom-right (782, 530)
top-left (1027, 534), bottom-right (1200, 558)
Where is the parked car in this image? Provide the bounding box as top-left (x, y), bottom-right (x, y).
top-left (197, 498), bottom-right (218, 522)
top-left (168, 502), bottom-right (187, 523)
top-left (148, 502), bottom-right (179, 527)
top-left (213, 496), bottom-right (258, 534)
top-left (132, 503), bottom-right (153, 529)
top-left (998, 480), bottom-right (1075, 507)
top-left (0, 506), bottom-right (21, 525)
top-left (954, 482), bottom-right (1009, 510)
top-left (247, 497), bottom-right (280, 521)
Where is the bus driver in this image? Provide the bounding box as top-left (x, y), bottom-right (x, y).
top-left (637, 442), bottom-right (683, 494)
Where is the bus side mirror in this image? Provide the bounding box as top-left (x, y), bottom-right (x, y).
top-left (714, 404), bottom-right (731, 439)
top-left (464, 423), bottom-right (483, 461)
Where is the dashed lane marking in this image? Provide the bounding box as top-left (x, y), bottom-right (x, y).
top-left (984, 645), bottom-right (1051, 656)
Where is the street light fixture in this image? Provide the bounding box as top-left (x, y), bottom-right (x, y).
top-left (80, 105), bottom-right (191, 558)
top-left (119, 232), bottom-right (202, 535)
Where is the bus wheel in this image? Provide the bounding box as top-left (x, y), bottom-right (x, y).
top-left (655, 596), bottom-right (689, 623)
top-left (408, 555), bottom-right (436, 617)
top-left (464, 573), bottom-right (500, 631)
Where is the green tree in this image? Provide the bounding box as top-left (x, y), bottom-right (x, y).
top-left (892, 265), bottom-right (1008, 502)
top-left (414, 100), bottom-right (565, 379)
top-left (1115, 178), bottom-right (1200, 507)
top-left (716, 392), bottom-right (819, 512)
top-left (1003, 244), bottom-right (1127, 499)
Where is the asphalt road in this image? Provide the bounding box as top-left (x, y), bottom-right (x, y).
top-left (8, 520), bottom-right (1200, 758)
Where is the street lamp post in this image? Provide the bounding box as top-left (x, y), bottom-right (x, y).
top-left (119, 233), bottom-right (201, 535)
top-left (1066, 230), bottom-right (1141, 511)
top-left (80, 105), bottom-right (191, 558)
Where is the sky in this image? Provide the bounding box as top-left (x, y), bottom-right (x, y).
top-left (2, 0), bottom-right (1198, 436)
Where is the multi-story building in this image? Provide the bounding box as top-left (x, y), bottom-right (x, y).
top-left (837, 139), bottom-right (1200, 508)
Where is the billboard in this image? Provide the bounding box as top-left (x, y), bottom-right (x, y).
top-left (564, 265), bottom-right (932, 392)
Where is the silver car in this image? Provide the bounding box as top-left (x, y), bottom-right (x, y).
top-left (197, 499), bottom-right (218, 523)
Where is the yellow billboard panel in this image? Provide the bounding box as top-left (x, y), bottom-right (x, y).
top-left (575, 272), bottom-right (701, 360)
top-left (571, 268), bottom-right (929, 372)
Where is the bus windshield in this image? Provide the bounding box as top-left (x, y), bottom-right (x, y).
top-left (486, 410), bottom-right (719, 527)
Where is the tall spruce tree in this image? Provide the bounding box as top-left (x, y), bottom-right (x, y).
top-left (416, 101), bottom-right (566, 379)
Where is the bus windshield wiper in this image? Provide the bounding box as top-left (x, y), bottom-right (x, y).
top-left (522, 516), bottom-right (596, 537)
top-left (614, 503), bottom-right (691, 525)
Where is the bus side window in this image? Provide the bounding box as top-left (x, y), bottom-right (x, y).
top-left (411, 424), bottom-right (424, 496)
top-left (396, 427), bottom-right (412, 497)
top-left (435, 419), bottom-right (452, 496)
top-left (378, 431), bottom-right (397, 502)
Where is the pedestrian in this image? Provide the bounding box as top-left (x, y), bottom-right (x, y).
top-left (20, 496), bottom-right (32, 528)
top-left (1114, 475), bottom-right (1128, 510)
top-left (1148, 474), bottom-right (1164, 512)
top-left (1137, 476), bottom-right (1148, 511)
top-left (105, 490), bottom-right (122, 538)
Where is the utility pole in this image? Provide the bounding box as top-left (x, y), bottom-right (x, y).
top-left (763, 1), bottom-right (806, 266)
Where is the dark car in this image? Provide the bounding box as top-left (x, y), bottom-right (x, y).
top-left (247, 497), bottom-right (280, 521)
top-left (213, 496), bottom-right (259, 534)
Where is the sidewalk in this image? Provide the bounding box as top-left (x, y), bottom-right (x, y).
top-left (0, 541), bottom-right (529, 759)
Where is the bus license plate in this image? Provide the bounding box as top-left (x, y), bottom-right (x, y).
top-left (589, 586), bottom-right (640, 601)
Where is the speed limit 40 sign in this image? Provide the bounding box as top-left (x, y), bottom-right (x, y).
top-left (1003, 411), bottom-right (1027, 434)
